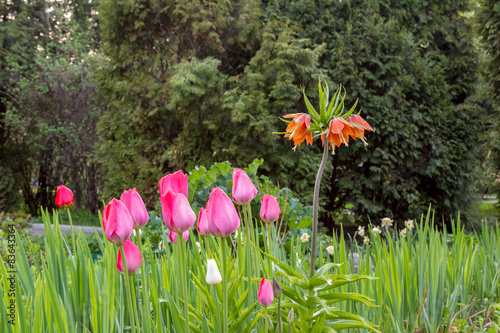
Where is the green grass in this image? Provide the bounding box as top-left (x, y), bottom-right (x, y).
top-left (30, 208), bottom-right (100, 227)
top-left (2, 207), bottom-right (500, 332)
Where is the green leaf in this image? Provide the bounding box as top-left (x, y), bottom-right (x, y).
top-left (228, 301), bottom-right (258, 333)
top-left (341, 99), bottom-right (359, 120)
top-left (252, 243), bottom-right (303, 279)
top-left (302, 87), bottom-right (321, 122)
top-left (321, 292), bottom-right (376, 307)
top-left (311, 312), bottom-right (327, 333)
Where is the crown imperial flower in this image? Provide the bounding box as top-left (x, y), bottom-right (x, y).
top-left (283, 113), bottom-right (313, 148)
top-left (281, 80), bottom-right (373, 152)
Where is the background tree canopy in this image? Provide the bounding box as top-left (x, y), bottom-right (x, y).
top-left (0, 0), bottom-right (498, 227)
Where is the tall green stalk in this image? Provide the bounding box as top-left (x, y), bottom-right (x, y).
top-left (243, 205), bottom-right (254, 310)
top-left (309, 142), bottom-right (330, 278)
top-left (177, 233), bottom-right (190, 333)
top-left (136, 232), bottom-right (150, 327)
top-left (222, 239), bottom-right (228, 333)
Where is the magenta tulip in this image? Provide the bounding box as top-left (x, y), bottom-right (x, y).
top-left (102, 198), bottom-right (134, 245)
top-left (55, 185), bottom-right (74, 208)
top-left (169, 229), bottom-right (190, 244)
top-left (260, 194), bottom-right (281, 223)
top-left (159, 170), bottom-right (188, 198)
top-left (161, 190), bottom-right (196, 233)
top-left (258, 278), bottom-right (274, 307)
top-left (116, 239), bottom-right (142, 274)
top-left (120, 188), bottom-right (149, 229)
top-left (232, 168), bottom-right (258, 205)
top-left (197, 207), bottom-right (210, 236)
top-left (206, 188), bottom-right (240, 238)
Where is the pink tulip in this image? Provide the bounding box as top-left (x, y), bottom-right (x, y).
top-left (55, 185), bottom-right (74, 208)
top-left (169, 229), bottom-right (190, 244)
top-left (207, 188), bottom-right (240, 238)
top-left (197, 208), bottom-right (211, 236)
top-left (161, 190), bottom-right (196, 233)
top-left (120, 188), bottom-right (149, 229)
top-left (159, 170), bottom-right (188, 198)
top-left (102, 198), bottom-right (134, 245)
top-left (258, 278), bottom-right (274, 306)
top-left (232, 168), bottom-right (258, 205)
top-left (260, 194), bottom-right (281, 223)
top-left (116, 239), bottom-right (142, 274)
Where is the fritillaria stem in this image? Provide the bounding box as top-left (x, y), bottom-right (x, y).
top-left (309, 142), bottom-right (330, 278)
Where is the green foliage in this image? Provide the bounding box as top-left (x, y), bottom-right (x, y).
top-left (318, 210), bottom-right (500, 332)
top-left (30, 208), bottom-right (102, 227)
top-left (2, 43), bottom-right (104, 214)
top-left (476, 0), bottom-right (500, 101)
top-left (254, 243), bottom-right (379, 332)
top-left (96, 0), bottom-right (322, 207)
top-left (0, 0), bottom-right (102, 214)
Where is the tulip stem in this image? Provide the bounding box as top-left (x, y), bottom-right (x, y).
top-left (213, 285), bottom-right (220, 333)
top-left (222, 239), bottom-right (228, 333)
top-left (246, 203), bottom-right (254, 242)
top-left (264, 308), bottom-right (269, 333)
top-left (136, 232), bottom-right (149, 325)
top-left (178, 233), bottom-right (190, 333)
top-left (267, 223), bottom-right (272, 257)
top-left (309, 142), bottom-right (329, 278)
top-left (243, 207), bottom-right (253, 317)
top-left (120, 243), bottom-right (137, 333)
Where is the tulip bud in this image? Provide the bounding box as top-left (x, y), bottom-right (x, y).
top-left (260, 194), bottom-right (281, 223)
top-left (232, 168), bottom-right (258, 205)
top-left (206, 188), bottom-right (240, 238)
top-left (326, 246), bottom-right (334, 255)
top-left (159, 170), bottom-right (188, 199)
top-left (55, 185), bottom-right (74, 208)
top-left (120, 188), bottom-right (149, 229)
top-left (258, 278), bottom-right (274, 307)
top-left (287, 307), bottom-right (295, 324)
top-left (169, 229), bottom-right (190, 245)
top-left (272, 277), bottom-right (282, 298)
top-left (103, 198), bottom-right (134, 245)
top-left (197, 208), bottom-right (210, 236)
top-left (116, 239), bottom-right (142, 274)
top-left (161, 190), bottom-right (196, 234)
top-left (205, 259), bottom-right (222, 285)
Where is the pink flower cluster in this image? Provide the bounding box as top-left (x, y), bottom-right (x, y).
top-left (57, 166), bottom-right (282, 307)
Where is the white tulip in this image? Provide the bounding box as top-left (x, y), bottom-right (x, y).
top-left (206, 259), bottom-right (222, 285)
top-left (326, 246), bottom-right (334, 255)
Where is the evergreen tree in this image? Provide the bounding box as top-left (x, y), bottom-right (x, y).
top-left (96, 0), bottom-right (321, 205)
